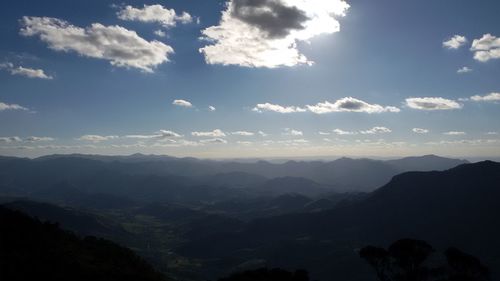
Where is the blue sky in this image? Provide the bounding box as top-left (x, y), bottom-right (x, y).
top-left (1, 0), bottom-right (500, 159)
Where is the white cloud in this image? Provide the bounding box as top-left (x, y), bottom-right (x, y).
top-left (77, 135), bottom-right (118, 142)
top-left (157, 130), bottom-right (182, 138)
top-left (11, 66), bottom-right (52, 79)
top-left (20, 16), bottom-right (174, 72)
top-left (231, 131), bottom-right (254, 136)
top-left (332, 128), bottom-right (357, 135)
top-left (470, 92), bottom-right (500, 102)
top-left (471, 34), bottom-right (500, 62)
top-left (200, 138), bottom-right (228, 144)
top-left (172, 99), bottom-right (193, 107)
top-left (306, 97), bottom-right (400, 114)
top-left (486, 132), bottom-right (498, 135)
top-left (208, 105), bottom-right (216, 111)
top-left (425, 139), bottom-right (500, 146)
top-left (24, 136), bottom-right (54, 142)
top-left (253, 97), bottom-right (399, 114)
top-left (253, 102), bottom-right (306, 113)
top-left (276, 139), bottom-right (309, 146)
top-left (457, 66), bottom-right (472, 74)
top-left (360, 126), bottom-right (392, 135)
top-left (405, 97), bottom-right (462, 110)
top-left (117, 4), bottom-right (193, 27)
top-left (124, 134), bottom-right (157, 139)
top-left (199, 0), bottom-right (349, 68)
top-left (154, 29), bottom-right (166, 37)
top-left (443, 35), bottom-right (467, 49)
top-left (412, 128), bottom-right (429, 134)
top-left (0, 136), bottom-right (22, 143)
top-left (258, 130), bottom-right (268, 137)
top-left (1, 63), bottom-right (52, 79)
top-left (443, 131), bottom-right (466, 136)
top-left (192, 129), bottom-right (226, 137)
top-left (0, 102), bottom-right (29, 111)
top-left (283, 128), bottom-right (303, 136)
top-left (125, 130), bottom-right (182, 139)
top-left (318, 131), bottom-right (330, 135)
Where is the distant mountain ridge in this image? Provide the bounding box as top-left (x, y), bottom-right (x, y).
top-left (0, 154), bottom-right (469, 195)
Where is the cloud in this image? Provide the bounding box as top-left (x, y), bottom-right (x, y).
top-left (470, 92), bottom-right (500, 102)
top-left (117, 4), bottom-right (193, 27)
top-left (77, 135), bottom-right (118, 142)
top-left (332, 128), bottom-right (357, 135)
top-left (443, 35), bottom-right (467, 49)
top-left (283, 128), bottom-right (303, 136)
top-left (0, 136), bottom-right (22, 143)
top-left (157, 130), bottom-right (182, 138)
top-left (0, 102), bottom-right (29, 111)
top-left (360, 126), bottom-right (392, 134)
top-left (192, 129), bottom-right (226, 137)
top-left (199, 138), bottom-right (228, 144)
top-left (208, 105), bottom-right (216, 111)
top-left (412, 128), bottom-right (429, 134)
top-left (443, 131), bottom-right (466, 136)
top-left (24, 136), bottom-right (54, 142)
top-left (425, 139), bottom-right (500, 146)
top-left (486, 132), bottom-right (498, 135)
top-left (1, 62), bottom-right (52, 79)
top-left (231, 131), bottom-right (254, 136)
top-left (253, 103), bottom-right (306, 113)
top-left (306, 97), bottom-right (400, 114)
top-left (124, 134), bottom-right (157, 139)
top-left (276, 139), bottom-right (309, 146)
top-left (318, 131), bottom-right (330, 135)
top-left (257, 130), bottom-right (268, 137)
top-left (199, 0), bottom-right (349, 68)
top-left (470, 34), bottom-right (500, 62)
top-left (125, 130), bottom-right (182, 140)
top-left (405, 97), bottom-right (462, 110)
top-left (457, 66), bottom-right (472, 74)
top-left (20, 16), bottom-right (174, 72)
top-left (253, 97), bottom-right (399, 114)
top-left (154, 29), bottom-right (166, 37)
top-left (172, 99), bottom-right (193, 107)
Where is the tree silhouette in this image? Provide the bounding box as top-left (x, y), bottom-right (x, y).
top-left (359, 239), bottom-right (490, 281)
top-left (388, 239), bottom-right (434, 281)
top-left (445, 248), bottom-right (489, 281)
top-left (359, 246), bottom-right (391, 281)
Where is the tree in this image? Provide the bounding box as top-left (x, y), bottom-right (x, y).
top-left (359, 246), bottom-right (391, 281)
top-left (360, 239), bottom-right (489, 281)
top-left (445, 248), bottom-right (489, 281)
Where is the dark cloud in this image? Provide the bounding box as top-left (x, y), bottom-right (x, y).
top-left (337, 100), bottom-right (365, 110)
top-left (231, 0), bottom-right (309, 38)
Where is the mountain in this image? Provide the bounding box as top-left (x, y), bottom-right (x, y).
top-left (178, 161), bottom-right (500, 280)
top-left (2, 200), bottom-right (128, 238)
top-left (0, 154), bottom-right (469, 198)
top-left (0, 206), bottom-right (167, 281)
top-left (385, 154), bottom-right (468, 172)
top-left (198, 171), bottom-right (268, 188)
top-left (250, 177), bottom-right (331, 197)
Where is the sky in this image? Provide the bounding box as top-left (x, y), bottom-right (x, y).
top-left (1, 0), bottom-right (500, 159)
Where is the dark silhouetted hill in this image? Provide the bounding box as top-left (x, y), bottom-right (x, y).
top-left (2, 200), bottom-right (128, 238)
top-left (0, 206), bottom-right (167, 281)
